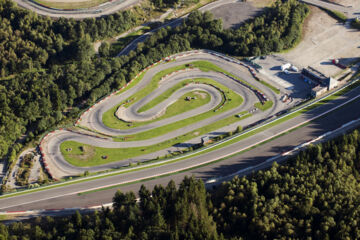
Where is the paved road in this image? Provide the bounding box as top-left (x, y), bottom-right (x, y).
top-left (43, 51), bottom-right (289, 178)
top-left (300, 0), bottom-right (358, 18)
top-left (1, 82), bottom-right (359, 211)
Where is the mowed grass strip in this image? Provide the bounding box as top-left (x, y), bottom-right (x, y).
top-left (116, 70), bottom-right (147, 96)
top-left (259, 80), bottom-right (280, 94)
top-left (61, 112), bottom-right (251, 167)
top-left (104, 88), bottom-right (211, 130)
top-left (102, 60), bottom-right (256, 129)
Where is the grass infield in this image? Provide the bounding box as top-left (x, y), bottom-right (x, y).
top-left (102, 60), bottom-right (260, 130)
top-left (61, 111), bottom-right (250, 167)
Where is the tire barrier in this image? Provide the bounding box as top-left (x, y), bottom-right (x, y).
top-left (39, 132), bottom-right (57, 181)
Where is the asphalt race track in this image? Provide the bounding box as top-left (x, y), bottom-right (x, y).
top-left (1, 84), bottom-right (359, 211)
top-left (12, 0), bottom-right (141, 18)
top-left (42, 51), bottom-right (288, 179)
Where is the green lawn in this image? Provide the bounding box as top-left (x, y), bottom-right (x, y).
top-left (192, 61), bottom-right (260, 90)
top-left (255, 101), bottom-right (273, 111)
top-left (79, 69), bottom-right (148, 127)
top-left (61, 112), bottom-right (251, 167)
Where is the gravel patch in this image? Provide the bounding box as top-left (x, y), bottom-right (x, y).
top-left (280, 6), bottom-right (360, 77)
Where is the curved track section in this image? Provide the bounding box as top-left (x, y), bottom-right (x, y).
top-left (116, 82), bottom-right (222, 122)
top-left (12, 0), bottom-right (140, 18)
top-left (41, 51), bottom-right (286, 179)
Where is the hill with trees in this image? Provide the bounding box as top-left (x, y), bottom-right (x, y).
top-left (2, 128), bottom-right (360, 239)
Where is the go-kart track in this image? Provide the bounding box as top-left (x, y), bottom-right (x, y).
top-left (40, 50), bottom-right (290, 179)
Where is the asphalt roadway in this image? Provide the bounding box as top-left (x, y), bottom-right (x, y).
top-left (43, 52), bottom-right (288, 178)
top-left (12, 0), bottom-right (141, 19)
top-left (1, 83), bottom-right (359, 211)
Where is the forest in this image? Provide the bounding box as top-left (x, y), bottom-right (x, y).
top-left (2, 127), bottom-right (360, 239)
top-left (0, 0), bottom-right (308, 179)
top-left (0, 0), bottom-right (138, 77)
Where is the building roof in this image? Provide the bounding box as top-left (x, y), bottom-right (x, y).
top-left (302, 67), bottom-right (329, 86)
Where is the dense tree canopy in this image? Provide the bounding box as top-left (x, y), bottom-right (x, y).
top-left (2, 128), bottom-right (360, 239)
top-left (0, 0), bottom-right (138, 77)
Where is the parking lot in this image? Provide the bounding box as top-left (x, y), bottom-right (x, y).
top-left (280, 6), bottom-right (360, 77)
top-left (210, 1), bottom-right (263, 29)
top-left (253, 55), bottom-right (312, 101)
